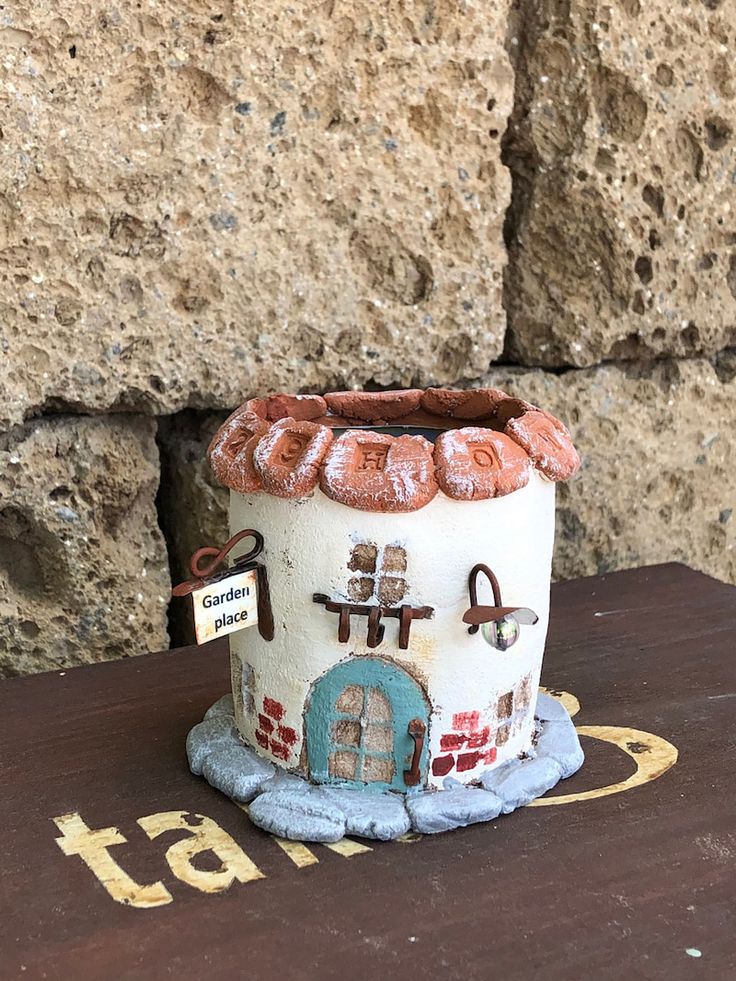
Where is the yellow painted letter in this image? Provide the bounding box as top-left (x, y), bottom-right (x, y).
top-left (138, 811), bottom-right (264, 893)
top-left (53, 812), bottom-right (172, 909)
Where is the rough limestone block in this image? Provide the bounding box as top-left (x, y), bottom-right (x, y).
top-left (406, 786), bottom-right (504, 834)
top-left (504, 0), bottom-right (736, 367)
top-left (316, 787), bottom-right (411, 841)
top-left (248, 790), bottom-right (347, 843)
top-left (186, 716), bottom-right (239, 775)
top-left (201, 742), bottom-right (276, 803)
top-left (481, 756), bottom-right (564, 813)
top-left (157, 412), bottom-right (229, 645)
top-left (0, 2), bottom-right (513, 430)
top-left (0, 415), bottom-right (169, 677)
top-left (486, 361), bottom-right (736, 585)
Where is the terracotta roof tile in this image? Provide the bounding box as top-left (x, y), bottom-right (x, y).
top-left (207, 402), bottom-right (270, 493)
top-left (241, 397), bottom-right (269, 420)
top-left (504, 409), bottom-right (580, 481)
top-left (420, 388), bottom-right (507, 420)
top-left (324, 389), bottom-right (422, 421)
top-left (230, 431), bottom-right (268, 493)
top-left (253, 418), bottom-right (334, 498)
top-left (434, 429), bottom-right (530, 501)
top-left (319, 431), bottom-right (438, 512)
top-left (493, 396), bottom-right (537, 428)
top-left (265, 393), bottom-right (328, 422)
top-left (207, 389), bottom-right (580, 510)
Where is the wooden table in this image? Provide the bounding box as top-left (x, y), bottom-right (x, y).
top-left (1, 563), bottom-right (734, 979)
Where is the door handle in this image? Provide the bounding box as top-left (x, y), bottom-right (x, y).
top-left (403, 718), bottom-right (426, 787)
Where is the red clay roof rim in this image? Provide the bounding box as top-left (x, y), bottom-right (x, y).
top-left (206, 388), bottom-right (581, 511)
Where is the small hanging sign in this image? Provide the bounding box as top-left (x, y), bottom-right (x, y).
top-left (191, 566), bottom-right (259, 644)
top-left (172, 529), bottom-right (275, 645)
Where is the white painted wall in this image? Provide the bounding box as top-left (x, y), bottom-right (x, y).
top-left (229, 472), bottom-right (556, 789)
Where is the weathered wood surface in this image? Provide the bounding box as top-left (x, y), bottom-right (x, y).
top-left (0, 563), bottom-right (734, 980)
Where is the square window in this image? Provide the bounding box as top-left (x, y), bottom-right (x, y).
top-left (348, 543), bottom-right (378, 574)
top-left (344, 542), bottom-right (411, 607)
top-left (377, 576), bottom-right (407, 605)
top-left (382, 545), bottom-right (407, 573)
top-left (348, 577), bottom-right (374, 602)
top-left (497, 691), bottom-right (514, 719)
top-left (496, 724), bottom-right (511, 746)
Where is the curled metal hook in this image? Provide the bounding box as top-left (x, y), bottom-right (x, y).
top-left (172, 530), bottom-right (265, 598)
top-left (464, 563), bottom-right (538, 637)
top-left (466, 564), bottom-right (503, 634)
top-left (189, 529), bottom-right (264, 579)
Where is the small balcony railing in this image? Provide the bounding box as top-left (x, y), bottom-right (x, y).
top-left (313, 594), bottom-right (434, 650)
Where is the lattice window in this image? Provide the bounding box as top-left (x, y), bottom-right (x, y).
top-left (328, 684), bottom-right (396, 783)
top-left (347, 542), bottom-right (408, 605)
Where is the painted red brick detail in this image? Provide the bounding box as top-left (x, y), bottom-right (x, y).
top-left (441, 708), bottom-right (497, 772)
top-left (255, 730), bottom-right (269, 749)
top-left (270, 741), bottom-right (290, 761)
top-left (456, 751), bottom-right (481, 772)
top-left (452, 710), bottom-right (481, 731)
top-left (263, 697), bottom-right (284, 721)
top-left (258, 714), bottom-right (274, 734)
top-left (432, 755), bottom-right (456, 776)
top-left (467, 726), bottom-right (491, 749)
top-left (278, 724), bottom-right (297, 746)
top-left (440, 733), bottom-right (466, 752)
top-left (483, 747), bottom-right (498, 765)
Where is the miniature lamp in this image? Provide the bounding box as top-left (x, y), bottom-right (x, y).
top-left (462, 562), bottom-right (538, 651)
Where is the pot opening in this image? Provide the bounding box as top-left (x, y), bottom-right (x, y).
top-left (330, 425), bottom-right (447, 443)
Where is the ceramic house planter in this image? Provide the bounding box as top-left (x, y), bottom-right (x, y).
top-left (186, 388), bottom-right (584, 840)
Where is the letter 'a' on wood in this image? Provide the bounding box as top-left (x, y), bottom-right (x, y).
top-left (138, 811), bottom-right (264, 892)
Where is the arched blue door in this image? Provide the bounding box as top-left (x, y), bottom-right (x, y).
top-left (306, 657), bottom-right (429, 792)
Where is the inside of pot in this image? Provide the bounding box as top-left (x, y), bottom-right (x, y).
top-left (330, 425), bottom-right (447, 442)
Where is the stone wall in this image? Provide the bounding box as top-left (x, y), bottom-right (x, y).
top-left (1, 2), bottom-right (734, 672)
top-left (0, 416), bottom-right (169, 674)
top-left (504, 0), bottom-right (736, 366)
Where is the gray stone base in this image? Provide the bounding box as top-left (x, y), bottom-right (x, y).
top-left (186, 691), bottom-right (584, 841)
